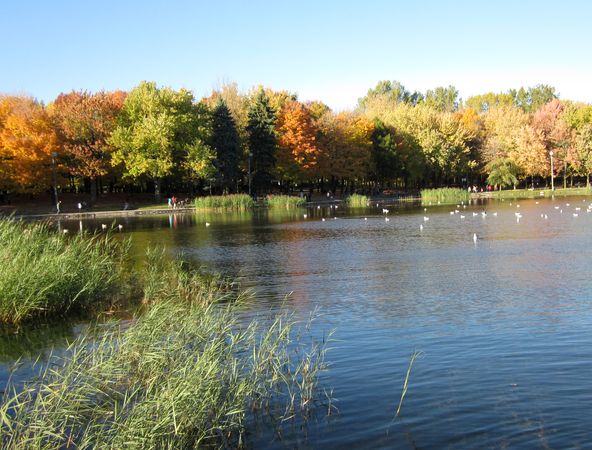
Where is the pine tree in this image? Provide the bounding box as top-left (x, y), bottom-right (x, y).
top-left (211, 99), bottom-right (241, 192)
top-left (247, 90), bottom-right (277, 193)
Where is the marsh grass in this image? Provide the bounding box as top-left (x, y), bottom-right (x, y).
top-left (0, 257), bottom-right (331, 449)
top-left (265, 195), bottom-right (306, 208)
top-left (491, 187), bottom-right (592, 199)
top-left (0, 219), bottom-right (130, 325)
top-left (421, 188), bottom-right (469, 205)
top-left (346, 194), bottom-right (369, 207)
top-left (194, 194), bottom-right (254, 210)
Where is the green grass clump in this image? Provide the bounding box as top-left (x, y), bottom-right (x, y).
top-left (1, 259), bottom-right (330, 449)
top-left (0, 219), bottom-right (129, 325)
top-left (194, 194), bottom-right (254, 210)
top-left (265, 194), bottom-right (306, 208)
top-left (346, 194), bottom-right (369, 207)
top-left (420, 188), bottom-right (470, 205)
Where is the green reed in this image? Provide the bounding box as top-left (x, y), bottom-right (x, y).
top-left (0, 218), bottom-right (130, 325)
top-left (420, 188), bottom-right (470, 205)
top-left (265, 195), bottom-right (306, 208)
top-left (346, 194), bottom-right (369, 207)
top-left (194, 194), bottom-right (254, 210)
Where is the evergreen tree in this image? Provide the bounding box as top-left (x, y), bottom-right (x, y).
top-left (371, 120), bottom-right (402, 183)
top-left (247, 90), bottom-right (277, 193)
top-left (211, 99), bottom-right (241, 192)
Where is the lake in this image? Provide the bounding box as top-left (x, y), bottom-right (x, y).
top-left (3, 196), bottom-right (592, 449)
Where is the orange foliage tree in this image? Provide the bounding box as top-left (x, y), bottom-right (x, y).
top-left (50, 90), bottom-right (126, 201)
top-left (276, 100), bottom-right (321, 182)
top-left (0, 96), bottom-right (59, 193)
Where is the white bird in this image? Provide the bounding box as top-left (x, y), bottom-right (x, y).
top-left (460, 215), bottom-right (465, 219)
top-left (317, 205), bottom-right (321, 209)
top-left (554, 206), bottom-right (560, 210)
top-left (573, 213), bottom-right (579, 217)
top-left (364, 217), bottom-right (368, 221)
top-left (423, 216), bottom-right (429, 221)
top-left (560, 209), bottom-right (563, 214)
top-left (473, 233), bottom-right (478, 243)
top-left (455, 210), bottom-right (460, 213)
top-left (535, 201), bottom-right (539, 204)
top-left (420, 224), bottom-right (423, 231)
top-left (517, 204), bottom-right (521, 208)
top-left (424, 208), bottom-right (427, 212)
top-left (450, 211), bottom-right (455, 215)
top-left (333, 217), bottom-right (337, 220)
top-left (322, 218), bottom-right (326, 222)
top-left (117, 224), bottom-right (123, 231)
top-left (303, 214), bottom-right (307, 219)
top-left (101, 224), bottom-right (107, 230)
top-left (463, 205), bottom-right (467, 209)
top-left (492, 212), bottom-right (498, 216)
top-left (62, 229), bottom-right (69, 234)
top-left (382, 208), bottom-right (389, 214)
top-left (473, 212), bottom-right (478, 217)
top-left (566, 203), bottom-right (571, 206)
top-left (335, 205), bottom-right (339, 209)
top-left (514, 212), bottom-right (522, 218)
top-left (544, 214), bottom-right (548, 219)
top-left (481, 211), bottom-right (487, 217)
top-left (575, 207), bottom-right (581, 211)
top-left (205, 222), bottom-right (210, 227)
top-left (385, 217), bottom-right (390, 222)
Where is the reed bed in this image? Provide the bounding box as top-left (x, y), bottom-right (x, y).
top-left (194, 194), bottom-right (254, 210)
top-left (346, 194), bottom-right (369, 207)
top-left (265, 195), bottom-right (306, 208)
top-left (0, 218), bottom-right (129, 325)
top-left (420, 188), bottom-right (470, 205)
top-left (0, 257), bottom-right (330, 449)
top-left (491, 186), bottom-right (592, 199)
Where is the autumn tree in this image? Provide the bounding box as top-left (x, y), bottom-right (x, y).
top-left (50, 90), bottom-right (125, 202)
top-left (246, 89), bottom-right (277, 193)
top-left (357, 80), bottom-right (423, 111)
top-left (0, 96), bottom-right (59, 194)
top-left (510, 85), bottom-right (557, 112)
top-left (464, 92), bottom-right (515, 112)
top-left (276, 100), bottom-right (320, 183)
top-left (109, 81), bottom-right (212, 201)
top-left (511, 126), bottom-right (548, 184)
top-left (424, 85), bottom-right (459, 112)
top-left (211, 99), bottom-right (241, 191)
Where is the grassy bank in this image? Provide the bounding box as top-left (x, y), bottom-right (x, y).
top-left (194, 194), bottom-right (254, 210)
top-left (0, 219), bottom-right (130, 325)
top-left (1, 244), bottom-right (330, 448)
top-left (491, 186), bottom-right (592, 199)
top-left (421, 188), bottom-right (470, 205)
top-left (265, 194), bottom-right (306, 208)
top-left (346, 194), bottom-right (369, 207)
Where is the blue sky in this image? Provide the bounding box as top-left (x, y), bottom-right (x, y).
top-left (2, 0), bottom-right (591, 110)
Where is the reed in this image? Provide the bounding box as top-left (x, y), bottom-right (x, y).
top-left (265, 195), bottom-right (306, 208)
top-left (395, 350), bottom-right (422, 418)
top-left (491, 186), bottom-right (592, 199)
top-left (346, 194), bottom-right (369, 207)
top-left (194, 194), bottom-right (254, 210)
top-left (0, 260), bottom-right (330, 449)
top-left (0, 218), bottom-right (129, 325)
top-left (420, 188), bottom-right (470, 205)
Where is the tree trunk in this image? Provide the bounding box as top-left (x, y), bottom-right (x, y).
top-left (563, 161), bottom-right (567, 189)
top-left (154, 177), bottom-right (162, 202)
top-left (90, 177), bottom-right (97, 204)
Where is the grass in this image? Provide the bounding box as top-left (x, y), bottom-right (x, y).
top-left (346, 194), bottom-right (369, 207)
top-left (0, 255), bottom-right (331, 449)
top-left (194, 194), bottom-right (254, 210)
top-left (0, 218), bottom-right (130, 325)
top-left (491, 186), bottom-right (592, 199)
top-left (420, 188), bottom-right (470, 205)
top-left (265, 195), bottom-right (306, 208)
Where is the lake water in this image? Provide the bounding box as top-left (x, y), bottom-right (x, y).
top-left (3, 197), bottom-right (592, 448)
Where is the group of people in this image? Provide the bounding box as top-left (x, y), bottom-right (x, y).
top-left (468, 185), bottom-right (493, 193)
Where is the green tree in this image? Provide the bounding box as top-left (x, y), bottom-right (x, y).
top-left (357, 80), bottom-right (422, 111)
top-left (370, 120), bottom-right (402, 183)
top-left (575, 124), bottom-right (592, 187)
top-left (424, 85), bottom-right (459, 112)
top-left (510, 84), bottom-right (557, 112)
top-left (247, 89), bottom-right (277, 193)
top-left (211, 99), bottom-right (241, 192)
top-left (110, 81), bottom-right (211, 201)
top-left (485, 158), bottom-right (519, 189)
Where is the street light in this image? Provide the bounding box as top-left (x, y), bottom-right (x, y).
top-left (549, 150), bottom-right (554, 191)
top-left (248, 152), bottom-right (253, 196)
top-left (51, 152), bottom-right (59, 209)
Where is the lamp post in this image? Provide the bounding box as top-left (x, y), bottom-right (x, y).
top-left (549, 150), bottom-right (554, 191)
top-left (248, 152), bottom-right (253, 196)
top-left (51, 152), bottom-right (59, 209)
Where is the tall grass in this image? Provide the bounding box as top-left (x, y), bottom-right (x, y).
top-left (491, 186), bottom-right (592, 199)
top-left (265, 195), bottom-right (306, 208)
top-left (0, 257), bottom-right (330, 449)
top-left (0, 219), bottom-right (129, 325)
top-left (420, 188), bottom-right (470, 205)
top-left (194, 194), bottom-right (254, 210)
top-left (346, 194), bottom-right (369, 207)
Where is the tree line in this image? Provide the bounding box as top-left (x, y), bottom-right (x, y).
top-left (1, 80), bottom-right (592, 203)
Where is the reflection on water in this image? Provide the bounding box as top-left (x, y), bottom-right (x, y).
top-left (6, 197), bottom-right (592, 448)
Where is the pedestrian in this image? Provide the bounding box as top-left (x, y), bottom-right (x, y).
top-left (77, 202), bottom-right (82, 212)
top-left (172, 196), bottom-right (177, 209)
top-left (56, 200), bottom-right (61, 214)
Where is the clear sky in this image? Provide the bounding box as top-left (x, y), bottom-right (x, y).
top-left (2, 0), bottom-right (591, 110)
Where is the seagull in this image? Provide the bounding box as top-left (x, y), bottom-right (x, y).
top-left (118, 224), bottom-right (123, 231)
top-left (566, 203), bottom-right (571, 206)
top-left (101, 224), bottom-right (107, 230)
top-left (460, 215), bottom-right (465, 219)
top-left (303, 214), bottom-right (307, 219)
top-left (62, 229), bottom-right (69, 234)
top-left (554, 206), bottom-right (560, 210)
top-left (322, 218), bottom-right (326, 222)
top-left (385, 217), bottom-right (390, 222)
top-left (420, 224), bottom-right (423, 231)
top-left (205, 222), bottom-right (211, 227)
top-left (481, 211), bottom-right (487, 217)
top-left (573, 213), bottom-right (579, 217)
top-left (450, 211), bottom-right (455, 215)
top-left (492, 212), bottom-right (498, 216)
top-left (575, 207), bottom-right (581, 211)
top-left (473, 212), bottom-right (478, 217)
top-left (382, 208), bottom-right (389, 214)
top-left (317, 205), bottom-right (321, 209)
top-left (473, 233), bottom-right (478, 243)
top-left (544, 214), bottom-right (548, 219)
top-left (423, 216), bottom-right (430, 221)
top-left (517, 204), bottom-right (521, 208)
top-left (364, 217), bottom-right (368, 221)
